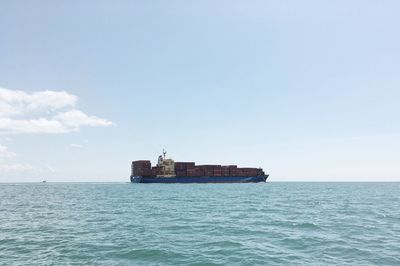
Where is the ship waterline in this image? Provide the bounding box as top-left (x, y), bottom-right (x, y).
top-left (131, 175), bottom-right (268, 183)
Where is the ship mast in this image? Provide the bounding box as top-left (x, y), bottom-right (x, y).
top-left (163, 149), bottom-right (166, 159)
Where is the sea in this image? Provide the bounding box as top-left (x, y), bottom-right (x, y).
top-left (0, 182), bottom-right (399, 265)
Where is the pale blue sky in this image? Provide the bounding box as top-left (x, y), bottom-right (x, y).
top-left (1, 0), bottom-right (399, 182)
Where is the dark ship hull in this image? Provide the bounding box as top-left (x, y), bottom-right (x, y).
top-left (130, 175), bottom-right (268, 183)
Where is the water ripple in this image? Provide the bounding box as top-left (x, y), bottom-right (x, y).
top-left (0, 182), bottom-right (399, 265)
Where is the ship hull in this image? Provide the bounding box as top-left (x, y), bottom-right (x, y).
top-left (130, 175), bottom-right (268, 183)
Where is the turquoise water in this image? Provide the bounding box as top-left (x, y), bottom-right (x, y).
top-left (1, 182), bottom-right (399, 265)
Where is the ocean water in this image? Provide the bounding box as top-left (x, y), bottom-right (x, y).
top-left (0, 182), bottom-right (399, 265)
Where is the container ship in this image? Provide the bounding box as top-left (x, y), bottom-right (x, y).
top-left (130, 151), bottom-right (268, 183)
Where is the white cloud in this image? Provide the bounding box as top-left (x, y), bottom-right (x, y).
top-left (55, 110), bottom-right (114, 128)
top-left (0, 87), bottom-right (114, 134)
top-left (0, 88), bottom-right (77, 117)
top-left (0, 118), bottom-right (68, 134)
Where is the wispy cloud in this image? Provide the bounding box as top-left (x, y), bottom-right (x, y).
top-left (0, 144), bottom-right (16, 158)
top-left (0, 163), bottom-right (34, 173)
top-left (0, 144), bottom-right (31, 174)
top-left (0, 87), bottom-right (114, 134)
top-left (0, 144), bottom-right (57, 176)
top-left (70, 143), bottom-right (83, 148)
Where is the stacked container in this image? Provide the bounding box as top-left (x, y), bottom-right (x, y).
top-left (131, 160), bottom-right (151, 176)
top-left (132, 159), bottom-right (262, 178)
top-left (194, 167), bottom-right (205, 176)
top-left (221, 166), bottom-right (230, 176)
top-left (228, 165), bottom-right (238, 176)
top-left (213, 165), bottom-right (222, 177)
top-left (187, 168), bottom-right (196, 177)
top-left (175, 162), bottom-right (195, 177)
top-left (151, 166), bottom-right (163, 176)
top-left (197, 165), bottom-right (215, 176)
top-left (241, 168), bottom-right (258, 177)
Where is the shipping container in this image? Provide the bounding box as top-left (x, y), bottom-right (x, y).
top-left (175, 168), bottom-right (187, 175)
top-left (204, 170), bottom-right (213, 176)
top-left (186, 169), bottom-right (196, 177)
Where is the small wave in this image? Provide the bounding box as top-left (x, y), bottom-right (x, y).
top-left (291, 222), bottom-right (321, 229)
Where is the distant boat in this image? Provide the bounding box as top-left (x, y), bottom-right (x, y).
top-left (42, 180), bottom-right (47, 183)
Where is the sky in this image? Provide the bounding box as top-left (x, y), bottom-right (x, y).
top-left (1, 0), bottom-right (399, 182)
